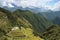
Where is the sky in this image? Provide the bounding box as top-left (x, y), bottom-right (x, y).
top-left (0, 0), bottom-right (60, 11)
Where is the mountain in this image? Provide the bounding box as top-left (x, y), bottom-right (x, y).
top-left (3, 6), bottom-right (17, 12)
top-left (39, 11), bottom-right (60, 20)
top-left (0, 7), bottom-right (60, 40)
top-left (53, 17), bottom-right (60, 25)
top-left (0, 7), bottom-right (35, 40)
top-left (0, 7), bottom-right (52, 40)
top-left (14, 9), bottom-right (53, 33)
top-left (39, 12), bottom-right (56, 20)
top-left (38, 11), bottom-right (60, 26)
top-left (42, 25), bottom-right (60, 40)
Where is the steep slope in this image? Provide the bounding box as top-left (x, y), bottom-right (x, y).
top-left (39, 11), bottom-right (60, 26)
top-left (42, 25), bottom-right (60, 40)
top-left (14, 9), bottom-right (53, 35)
top-left (53, 17), bottom-right (60, 26)
top-left (6, 27), bottom-right (44, 40)
top-left (0, 7), bottom-right (33, 32)
top-left (39, 12), bottom-right (56, 21)
top-left (0, 8), bottom-right (35, 40)
top-left (0, 7), bottom-right (55, 40)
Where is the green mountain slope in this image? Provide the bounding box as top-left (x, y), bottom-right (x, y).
top-left (43, 25), bottom-right (60, 40)
top-left (14, 9), bottom-right (53, 34)
top-left (53, 17), bottom-right (60, 26)
top-left (0, 8), bottom-right (33, 32)
top-left (0, 7), bottom-right (59, 40)
top-left (0, 8), bottom-right (35, 40)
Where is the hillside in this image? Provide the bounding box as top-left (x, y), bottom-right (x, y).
top-left (40, 11), bottom-right (60, 26)
top-left (14, 9), bottom-right (53, 33)
top-left (42, 25), bottom-right (60, 40)
top-left (53, 17), bottom-right (60, 26)
top-left (0, 7), bottom-right (60, 40)
top-left (0, 7), bottom-right (39, 40)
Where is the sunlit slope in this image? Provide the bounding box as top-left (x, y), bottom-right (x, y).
top-left (0, 8), bottom-right (33, 40)
top-left (0, 8), bottom-right (53, 40)
top-left (14, 9), bottom-right (53, 33)
top-left (0, 8), bottom-right (34, 32)
top-left (7, 27), bottom-right (44, 40)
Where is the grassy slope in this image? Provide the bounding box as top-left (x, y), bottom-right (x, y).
top-left (0, 7), bottom-right (60, 40)
top-left (43, 25), bottom-right (60, 40)
top-left (14, 9), bottom-right (53, 35)
top-left (0, 8), bottom-right (34, 40)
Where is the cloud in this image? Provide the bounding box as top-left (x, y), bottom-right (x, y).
top-left (0, 0), bottom-right (14, 7)
top-left (0, 0), bottom-right (60, 11)
top-left (14, 0), bottom-right (52, 7)
top-left (0, 0), bottom-right (53, 7)
top-left (53, 1), bottom-right (60, 11)
top-left (45, 1), bottom-right (60, 11)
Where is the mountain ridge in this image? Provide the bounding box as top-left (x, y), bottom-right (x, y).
top-left (0, 7), bottom-right (60, 40)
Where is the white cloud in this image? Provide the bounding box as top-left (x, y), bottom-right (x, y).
top-left (47, 1), bottom-right (60, 11)
top-left (0, 0), bottom-right (14, 7)
top-left (21, 0), bottom-right (52, 7)
top-left (53, 1), bottom-right (60, 11)
top-left (0, 0), bottom-right (53, 7)
top-left (0, 0), bottom-right (60, 11)
top-left (12, 0), bottom-right (53, 8)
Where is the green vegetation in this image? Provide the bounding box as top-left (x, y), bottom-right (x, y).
top-left (42, 25), bottom-right (60, 40)
top-left (14, 9), bottom-right (53, 34)
top-left (0, 7), bottom-right (60, 40)
top-left (6, 27), bottom-right (44, 40)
